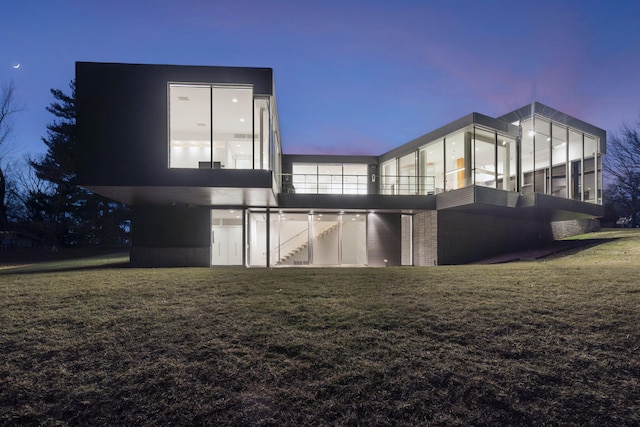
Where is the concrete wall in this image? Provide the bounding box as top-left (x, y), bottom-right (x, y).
top-left (367, 213), bottom-right (401, 266)
top-left (130, 206), bottom-right (210, 267)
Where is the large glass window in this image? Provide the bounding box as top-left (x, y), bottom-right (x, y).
top-left (534, 118), bottom-right (551, 194)
top-left (248, 211), bottom-right (268, 267)
top-left (169, 84), bottom-right (273, 170)
top-left (398, 153), bottom-right (417, 195)
top-left (169, 85), bottom-right (211, 169)
top-left (211, 210), bottom-right (243, 266)
top-left (312, 214), bottom-right (340, 265)
top-left (274, 213), bottom-right (310, 266)
top-left (473, 128), bottom-right (496, 188)
top-left (291, 163), bottom-right (368, 194)
top-left (521, 118), bottom-right (534, 194)
top-left (584, 135), bottom-right (598, 202)
top-left (420, 139), bottom-right (444, 194)
top-left (568, 130), bottom-right (582, 200)
top-left (551, 123), bottom-right (568, 198)
top-left (342, 214), bottom-right (367, 265)
top-left (498, 135), bottom-right (516, 191)
top-left (318, 164), bottom-right (342, 194)
top-left (381, 160), bottom-right (397, 195)
top-left (445, 130), bottom-right (469, 191)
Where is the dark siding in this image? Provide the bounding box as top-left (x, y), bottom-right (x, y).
top-left (76, 62), bottom-right (273, 188)
top-left (436, 210), bottom-right (552, 264)
top-left (130, 206), bottom-right (210, 267)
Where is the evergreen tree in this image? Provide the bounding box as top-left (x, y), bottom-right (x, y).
top-left (30, 81), bottom-right (129, 246)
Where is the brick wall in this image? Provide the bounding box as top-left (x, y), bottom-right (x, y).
top-left (551, 218), bottom-right (600, 239)
top-left (412, 211), bottom-right (438, 266)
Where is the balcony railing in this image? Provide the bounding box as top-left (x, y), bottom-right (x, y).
top-left (280, 173), bottom-right (438, 196)
top-left (281, 173), bottom-right (369, 195)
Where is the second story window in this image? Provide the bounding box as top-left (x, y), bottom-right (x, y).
top-left (169, 84), bottom-right (270, 170)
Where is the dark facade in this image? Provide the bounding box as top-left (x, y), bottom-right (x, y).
top-left (76, 62), bottom-right (605, 267)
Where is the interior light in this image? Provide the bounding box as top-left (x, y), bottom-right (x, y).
top-left (232, 98), bottom-right (238, 103)
top-left (240, 118), bottom-right (245, 122)
top-left (502, 141), bottom-right (507, 146)
top-left (528, 130), bottom-right (535, 137)
top-left (230, 210), bottom-right (234, 213)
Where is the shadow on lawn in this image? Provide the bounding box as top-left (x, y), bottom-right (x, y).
top-left (475, 237), bottom-right (619, 264)
top-left (0, 252), bottom-right (130, 275)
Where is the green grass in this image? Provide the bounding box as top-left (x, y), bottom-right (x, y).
top-left (1, 230), bottom-right (639, 426)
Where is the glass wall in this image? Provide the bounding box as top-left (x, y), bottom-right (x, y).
top-left (169, 85), bottom-right (211, 168)
top-left (419, 139), bottom-right (444, 194)
top-left (211, 210), bottom-right (243, 265)
top-left (381, 159), bottom-right (397, 195)
top-left (169, 84), bottom-right (277, 171)
top-left (473, 128), bottom-right (497, 188)
top-left (398, 153), bottom-right (417, 194)
top-left (263, 211), bottom-right (367, 266)
top-left (445, 130), bottom-right (469, 191)
top-left (342, 214), bottom-right (367, 265)
top-left (551, 123), bottom-right (568, 198)
top-left (498, 135), bottom-right (517, 191)
top-left (291, 163), bottom-right (368, 194)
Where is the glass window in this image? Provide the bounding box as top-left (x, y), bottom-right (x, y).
top-left (498, 135), bottom-right (516, 191)
top-left (569, 130), bottom-right (582, 200)
top-left (274, 213), bottom-right (310, 266)
top-left (342, 214), bottom-right (367, 265)
top-left (381, 160), bottom-right (397, 195)
top-left (551, 123), bottom-right (568, 198)
top-left (254, 98), bottom-right (270, 170)
top-left (318, 164), bottom-right (342, 194)
top-left (312, 214), bottom-right (339, 265)
top-left (169, 84), bottom-right (267, 170)
top-left (420, 139), bottom-right (444, 194)
top-left (248, 211), bottom-right (268, 267)
top-left (584, 135), bottom-right (598, 202)
top-left (521, 118), bottom-right (534, 194)
top-left (343, 164), bottom-right (368, 194)
top-left (292, 163), bottom-right (318, 194)
top-left (473, 128), bottom-right (496, 188)
top-left (212, 86), bottom-right (253, 169)
top-left (534, 118), bottom-right (551, 193)
top-left (169, 85), bottom-right (211, 169)
top-left (398, 153), bottom-right (417, 195)
top-left (445, 130), bottom-right (469, 191)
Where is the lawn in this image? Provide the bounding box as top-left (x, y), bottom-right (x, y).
top-left (1, 229), bottom-right (639, 426)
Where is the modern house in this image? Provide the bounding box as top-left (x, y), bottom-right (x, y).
top-left (76, 62), bottom-right (605, 267)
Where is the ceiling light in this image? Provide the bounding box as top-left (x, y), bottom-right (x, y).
top-left (240, 118), bottom-right (245, 122)
top-left (528, 130), bottom-right (535, 137)
top-left (232, 98), bottom-right (238, 103)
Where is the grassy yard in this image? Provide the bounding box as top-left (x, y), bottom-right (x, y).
top-left (1, 230), bottom-right (639, 426)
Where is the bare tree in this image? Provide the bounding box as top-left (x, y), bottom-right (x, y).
top-left (0, 81), bottom-right (23, 225)
top-left (605, 121), bottom-right (640, 227)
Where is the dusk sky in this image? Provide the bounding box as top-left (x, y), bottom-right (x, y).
top-left (2, 0), bottom-right (640, 160)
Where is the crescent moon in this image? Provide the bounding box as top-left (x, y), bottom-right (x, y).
top-left (12, 63), bottom-right (20, 69)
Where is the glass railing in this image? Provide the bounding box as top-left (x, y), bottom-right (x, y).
top-left (281, 173), bottom-right (369, 195)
